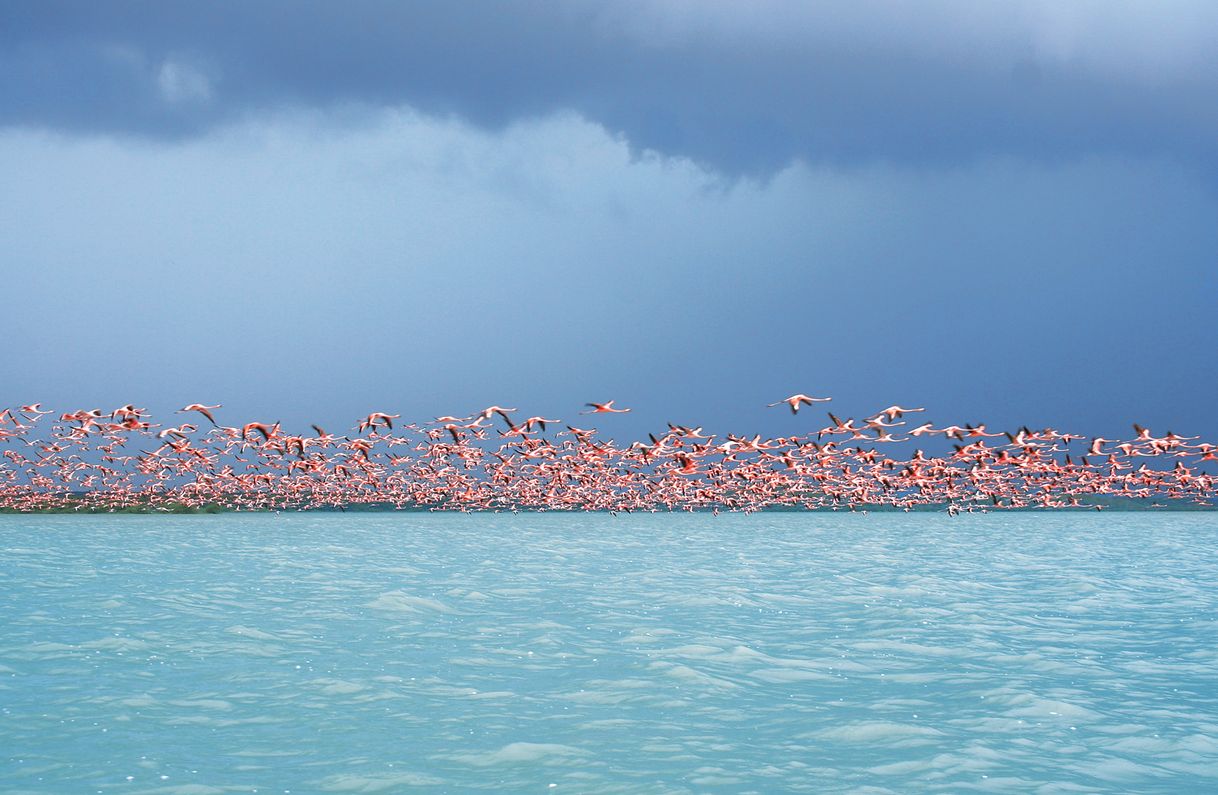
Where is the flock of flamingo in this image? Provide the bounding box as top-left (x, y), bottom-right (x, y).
top-left (0, 397), bottom-right (1214, 513)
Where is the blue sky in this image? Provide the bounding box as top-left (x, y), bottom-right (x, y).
top-left (2, 2), bottom-right (1215, 441)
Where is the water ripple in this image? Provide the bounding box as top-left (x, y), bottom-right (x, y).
top-left (1, 512), bottom-right (1216, 792)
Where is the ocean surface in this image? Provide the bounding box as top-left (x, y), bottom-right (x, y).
top-left (1, 512), bottom-right (1216, 794)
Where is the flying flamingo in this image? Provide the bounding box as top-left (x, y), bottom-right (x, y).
top-left (179, 403), bottom-right (222, 426)
top-left (583, 401), bottom-right (631, 414)
top-left (358, 412), bottom-right (400, 432)
top-left (478, 406), bottom-right (517, 422)
top-left (872, 405), bottom-right (926, 421)
top-left (769, 394), bottom-right (832, 414)
top-left (0, 399), bottom-right (1212, 514)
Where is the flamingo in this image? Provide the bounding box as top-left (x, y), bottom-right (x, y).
top-left (179, 403), bottom-right (222, 426)
top-left (358, 412), bottom-right (400, 432)
top-left (0, 400), bottom-right (1210, 513)
top-left (582, 401), bottom-right (631, 414)
top-left (768, 394), bottom-right (832, 414)
top-left (872, 405), bottom-right (925, 421)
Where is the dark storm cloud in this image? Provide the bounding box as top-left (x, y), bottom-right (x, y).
top-left (5, 1), bottom-right (1218, 174)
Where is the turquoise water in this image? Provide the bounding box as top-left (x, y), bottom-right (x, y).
top-left (2, 513), bottom-right (1216, 793)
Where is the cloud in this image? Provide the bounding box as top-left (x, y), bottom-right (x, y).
top-left (1, 109), bottom-right (1214, 437)
top-left (3, 2), bottom-right (1218, 175)
top-left (156, 59), bottom-right (213, 105)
